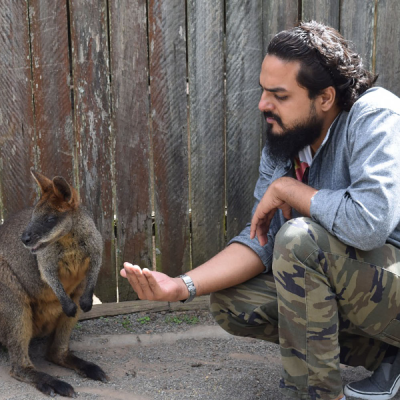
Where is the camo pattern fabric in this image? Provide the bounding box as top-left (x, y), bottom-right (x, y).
top-left (210, 217), bottom-right (400, 400)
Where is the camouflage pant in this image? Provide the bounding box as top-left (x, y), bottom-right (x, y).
top-left (210, 217), bottom-right (400, 400)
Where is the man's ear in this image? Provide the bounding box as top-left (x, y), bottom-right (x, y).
top-left (319, 86), bottom-right (337, 111)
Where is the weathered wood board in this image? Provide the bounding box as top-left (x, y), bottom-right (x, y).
top-left (148, 0), bottom-right (190, 276)
top-left (302, 0), bottom-right (340, 29)
top-left (69, 0), bottom-right (116, 302)
top-left (0, 0), bottom-right (35, 219)
top-left (28, 0), bottom-right (75, 182)
top-left (187, 0), bottom-right (225, 267)
top-left (110, 0), bottom-right (152, 301)
top-left (225, 0), bottom-right (264, 240)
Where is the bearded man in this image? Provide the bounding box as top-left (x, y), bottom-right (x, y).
top-left (121, 21), bottom-right (400, 400)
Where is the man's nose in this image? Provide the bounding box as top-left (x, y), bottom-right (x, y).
top-left (258, 93), bottom-right (275, 112)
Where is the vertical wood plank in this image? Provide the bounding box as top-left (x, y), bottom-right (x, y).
top-left (339, 0), bottom-right (375, 72)
top-left (263, 0), bottom-right (299, 53)
top-left (187, 0), bottom-right (225, 267)
top-left (225, 0), bottom-right (264, 240)
top-left (69, 0), bottom-right (116, 302)
top-left (29, 0), bottom-right (75, 182)
top-left (148, 0), bottom-right (190, 275)
top-left (0, 0), bottom-right (35, 219)
top-left (110, 0), bottom-right (152, 301)
top-left (375, 0), bottom-right (400, 96)
top-left (302, 0), bottom-right (340, 29)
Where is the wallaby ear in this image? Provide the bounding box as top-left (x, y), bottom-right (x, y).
top-left (31, 169), bottom-right (53, 193)
top-left (52, 176), bottom-right (72, 203)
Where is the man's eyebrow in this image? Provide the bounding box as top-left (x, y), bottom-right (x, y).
top-left (259, 83), bottom-right (288, 93)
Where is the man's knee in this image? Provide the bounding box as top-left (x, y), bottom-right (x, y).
top-left (210, 290), bottom-right (252, 328)
top-left (209, 290), bottom-right (251, 336)
top-left (273, 217), bottom-right (328, 268)
top-left (210, 287), bottom-right (279, 342)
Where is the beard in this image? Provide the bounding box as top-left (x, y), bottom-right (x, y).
top-left (265, 104), bottom-right (324, 164)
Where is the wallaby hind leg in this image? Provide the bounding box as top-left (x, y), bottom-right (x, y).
top-left (0, 263), bottom-right (76, 397)
top-left (47, 290), bottom-right (108, 383)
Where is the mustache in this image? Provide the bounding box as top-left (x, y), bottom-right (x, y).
top-left (263, 111), bottom-right (283, 127)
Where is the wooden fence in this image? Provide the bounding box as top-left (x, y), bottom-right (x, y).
top-left (1, 0), bottom-right (399, 303)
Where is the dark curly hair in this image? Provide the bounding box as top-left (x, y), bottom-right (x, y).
top-left (267, 21), bottom-right (378, 111)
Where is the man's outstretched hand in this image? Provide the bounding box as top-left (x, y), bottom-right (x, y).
top-left (120, 263), bottom-right (187, 302)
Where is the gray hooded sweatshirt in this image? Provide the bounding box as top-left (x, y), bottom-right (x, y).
top-left (229, 87), bottom-right (400, 271)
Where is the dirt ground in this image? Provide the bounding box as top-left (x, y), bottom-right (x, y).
top-left (0, 308), bottom-right (398, 400)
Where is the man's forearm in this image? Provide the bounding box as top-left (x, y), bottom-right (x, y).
top-left (274, 177), bottom-right (318, 217)
top-left (184, 243), bottom-right (265, 297)
top-left (250, 176), bottom-right (319, 246)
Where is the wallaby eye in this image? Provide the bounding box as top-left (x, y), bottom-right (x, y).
top-left (45, 216), bottom-right (58, 226)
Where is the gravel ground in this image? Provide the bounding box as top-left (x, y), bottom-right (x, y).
top-left (71, 310), bottom-right (216, 339)
top-left (0, 309), bottom-right (398, 400)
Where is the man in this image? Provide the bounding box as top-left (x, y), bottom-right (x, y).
top-left (121, 21), bottom-right (400, 400)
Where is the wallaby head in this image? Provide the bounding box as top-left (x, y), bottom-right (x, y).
top-left (21, 169), bottom-right (80, 254)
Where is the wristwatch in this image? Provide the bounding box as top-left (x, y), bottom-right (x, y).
top-left (179, 274), bottom-right (196, 303)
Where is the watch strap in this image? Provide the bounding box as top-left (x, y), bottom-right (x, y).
top-left (179, 274), bottom-right (196, 303)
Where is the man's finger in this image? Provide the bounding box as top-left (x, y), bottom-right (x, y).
top-left (250, 221), bottom-right (257, 239)
top-left (256, 224), bottom-right (268, 246)
top-left (142, 268), bottom-right (160, 293)
top-left (250, 211), bottom-right (262, 239)
top-left (134, 268), bottom-right (155, 300)
top-left (122, 263), bottom-right (145, 298)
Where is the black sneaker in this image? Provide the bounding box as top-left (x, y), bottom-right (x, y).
top-left (344, 350), bottom-right (400, 400)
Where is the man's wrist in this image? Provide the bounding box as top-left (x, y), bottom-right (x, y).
top-left (178, 274), bottom-right (196, 303)
top-left (173, 276), bottom-right (192, 301)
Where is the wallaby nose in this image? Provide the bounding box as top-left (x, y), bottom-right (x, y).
top-left (21, 231), bottom-right (32, 246)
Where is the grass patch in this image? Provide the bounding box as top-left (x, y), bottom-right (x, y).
top-left (137, 316), bottom-right (151, 324)
top-left (121, 318), bottom-right (132, 331)
top-left (165, 315), bottom-right (199, 325)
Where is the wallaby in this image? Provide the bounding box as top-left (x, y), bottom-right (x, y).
top-left (0, 170), bottom-right (108, 397)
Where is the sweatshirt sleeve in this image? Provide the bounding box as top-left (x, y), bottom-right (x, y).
top-left (310, 108), bottom-right (400, 251)
top-left (228, 146), bottom-right (287, 271)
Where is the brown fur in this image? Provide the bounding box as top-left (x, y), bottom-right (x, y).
top-left (0, 170), bottom-right (108, 397)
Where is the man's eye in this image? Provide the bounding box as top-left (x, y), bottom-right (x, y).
top-left (275, 95), bottom-right (288, 101)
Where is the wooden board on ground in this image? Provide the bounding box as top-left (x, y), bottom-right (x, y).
top-left (79, 296), bottom-right (211, 320)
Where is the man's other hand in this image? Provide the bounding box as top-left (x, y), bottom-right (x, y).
top-left (250, 177), bottom-right (317, 246)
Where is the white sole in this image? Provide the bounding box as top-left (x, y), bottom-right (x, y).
top-left (344, 374), bottom-right (400, 400)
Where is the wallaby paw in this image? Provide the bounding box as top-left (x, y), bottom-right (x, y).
top-left (81, 363), bottom-right (109, 383)
top-left (79, 296), bottom-right (93, 313)
top-left (36, 378), bottom-right (77, 398)
top-left (62, 302), bottom-right (78, 318)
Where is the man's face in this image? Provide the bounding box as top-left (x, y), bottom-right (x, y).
top-left (258, 55), bottom-right (325, 162)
